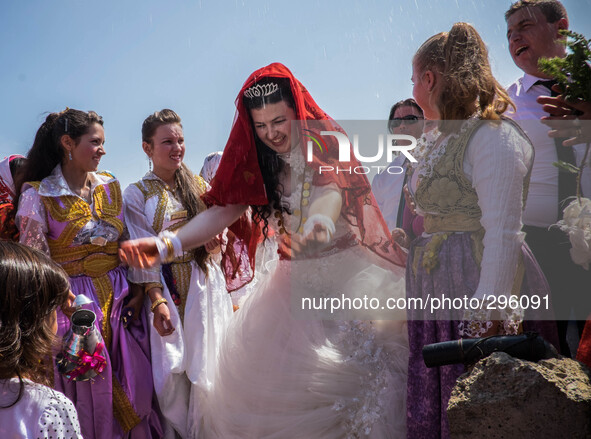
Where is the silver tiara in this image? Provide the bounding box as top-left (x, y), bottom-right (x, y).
top-left (244, 82), bottom-right (279, 99)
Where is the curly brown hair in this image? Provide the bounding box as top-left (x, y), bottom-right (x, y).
top-left (0, 241), bottom-right (70, 407)
top-left (414, 22), bottom-right (515, 132)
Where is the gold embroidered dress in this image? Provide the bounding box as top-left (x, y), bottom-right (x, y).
top-left (17, 165), bottom-right (162, 439)
top-left (124, 172), bottom-right (233, 439)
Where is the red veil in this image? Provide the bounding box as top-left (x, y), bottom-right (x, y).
top-left (0, 155), bottom-right (24, 241)
top-left (204, 63), bottom-right (406, 291)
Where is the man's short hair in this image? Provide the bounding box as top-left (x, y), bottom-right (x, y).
top-left (505, 0), bottom-right (567, 23)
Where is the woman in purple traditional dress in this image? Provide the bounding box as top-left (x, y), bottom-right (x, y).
top-left (16, 109), bottom-right (162, 439)
top-left (405, 23), bottom-right (558, 439)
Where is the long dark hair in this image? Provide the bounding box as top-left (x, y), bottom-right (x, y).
top-left (243, 76), bottom-right (295, 239)
top-left (142, 109), bottom-right (210, 273)
top-left (0, 241), bottom-right (70, 407)
top-left (16, 109), bottom-right (104, 202)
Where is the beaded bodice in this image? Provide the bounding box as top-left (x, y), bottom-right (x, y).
top-left (413, 118), bottom-right (482, 220)
top-left (413, 118), bottom-right (531, 225)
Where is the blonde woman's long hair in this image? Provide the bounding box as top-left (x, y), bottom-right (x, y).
top-left (414, 22), bottom-right (515, 132)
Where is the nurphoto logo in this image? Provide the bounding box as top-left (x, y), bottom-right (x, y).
top-left (304, 129), bottom-right (418, 175)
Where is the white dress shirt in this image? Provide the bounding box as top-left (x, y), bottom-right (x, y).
top-left (507, 73), bottom-right (591, 227)
top-left (371, 154), bottom-right (408, 231)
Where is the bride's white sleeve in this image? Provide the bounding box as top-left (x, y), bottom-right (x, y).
top-left (464, 122), bottom-right (532, 301)
top-left (308, 182), bottom-right (342, 223)
top-left (16, 187), bottom-right (51, 255)
top-left (175, 204), bottom-right (249, 252)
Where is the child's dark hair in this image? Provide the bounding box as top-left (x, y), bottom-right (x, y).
top-left (0, 241), bottom-right (70, 407)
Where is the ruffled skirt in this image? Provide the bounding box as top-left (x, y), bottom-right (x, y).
top-left (201, 244), bottom-right (408, 438)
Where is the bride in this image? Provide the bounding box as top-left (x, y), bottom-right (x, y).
top-left (120, 63), bottom-right (409, 438)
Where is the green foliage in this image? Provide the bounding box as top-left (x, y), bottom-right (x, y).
top-left (553, 160), bottom-right (580, 174)
top-left (539, 30), bottom-right (591, 102)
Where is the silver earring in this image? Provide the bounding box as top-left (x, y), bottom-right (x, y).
top-left (68, 151), bottom-right (72, 161)
top-left (149, 158), bottom-right (152, 172)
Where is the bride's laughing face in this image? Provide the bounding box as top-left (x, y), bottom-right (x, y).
top-left (250, 100), bottom-right (298, 154)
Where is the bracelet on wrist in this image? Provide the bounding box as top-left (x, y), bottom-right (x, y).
top-left (157, 231), bottom-right (183, 263)
top-left (162, 237), bottom-right (175, 263)
top-left (150, 297), bottom-right (168, 313)
top-left (303, 214), bottom-right (336, 242)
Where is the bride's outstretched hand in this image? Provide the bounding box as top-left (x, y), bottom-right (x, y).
top-left (279, 220), bottom-right (333, 259)
top-left (119, 237), bottom-right (160, 268)
top-left (304, 221), bottom-right (332, 246)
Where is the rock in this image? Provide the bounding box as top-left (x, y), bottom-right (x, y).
top-left (447, 352), bottom-right (591, 439)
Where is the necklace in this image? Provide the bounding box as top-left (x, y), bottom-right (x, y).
top-left (275, 148), bottom-right (312, 235)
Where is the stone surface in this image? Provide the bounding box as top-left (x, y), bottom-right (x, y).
top-left (447, 352), bottom-right (591, 439)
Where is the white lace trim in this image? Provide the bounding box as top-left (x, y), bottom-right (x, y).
top-left (277, 146), bottom-right (306, 175)
top-left (36, 165), bottom-right (115, 198)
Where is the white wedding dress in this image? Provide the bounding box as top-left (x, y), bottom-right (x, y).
top-left (200, 151), bottom-right (409, 438)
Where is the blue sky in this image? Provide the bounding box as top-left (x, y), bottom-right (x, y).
top-left (2, 0), bottom-right (590, 188)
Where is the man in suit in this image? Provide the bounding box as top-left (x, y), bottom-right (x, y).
top-left (505, 0), bottom-right (591, 356)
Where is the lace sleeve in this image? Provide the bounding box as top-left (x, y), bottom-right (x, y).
top-left (16, 187), bottom-right (50, 255)
top-left (123, 184), bottom-right (161, 283)
top-left (464, 122), bottom-right (531, 301)
top-left (37, 390), bottom-right (83, 439)
top-left (459, 122), bottom-right (531, 337)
